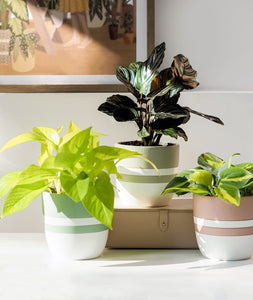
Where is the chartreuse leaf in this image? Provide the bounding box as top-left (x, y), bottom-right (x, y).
top-left (32, 126), bottom-right (61, 148)
top-left (60, 170), bottom-right (89, 203)
top-left (92, 146), bottom-right (159, 174)
top-left (0, 171), bottom-right (21, 200)
top-left (89, 132), bottom-right (107, 150)
top-left (60, 127), bottom-right (91, 155)
top-left (0, 133), bottom-right (45, 152)
top-left (92, 146), bottom-right (141, 161)
top-left (55, 152), bottom-right (78, 170)
top-left (2, 180), bottom-right (51, 217)
top-left (39, 142), bottom-right (54, 166)
top-left (189, 169), bottom-right (213, 186)
top-left (219, 167), bottom-right (253, 189)
top-left (82, 172), bottom-right (114, 229)
top-left (15, 164), bottom-right (58, 185)
top-left (214, 182), bottom-right (240, 206)
top-left (59, 121), bottom-right (81, 147)
top-left (188, 184), bottom-right (210, 196)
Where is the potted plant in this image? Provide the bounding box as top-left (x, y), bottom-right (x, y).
top-left (0, 0), bottom-right (29, 65)
top-left (162, 152), bottom-right (253, 260)
top-left (9, 28), bottom-right (38, 72)
top-left (0, 121), bottom-right (143, 260)
top-left (98, 42), bottom-right (224, 207)
top-left (104, 0), bottom-right (120, 40)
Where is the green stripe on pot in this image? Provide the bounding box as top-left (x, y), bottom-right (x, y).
top-left (42, 192), bottom-right (93, 219)
top-left (45, 223), bottom-right (108, 234)
top-left (118, 174), bottom-right (175, 183)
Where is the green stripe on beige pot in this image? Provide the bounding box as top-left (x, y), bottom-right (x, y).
top-left (193, 195), bottom-right (253, 261)
top-left (115, 143), bottom-right (179, 207)
top-left (42, 192), bottom-right (109, 260)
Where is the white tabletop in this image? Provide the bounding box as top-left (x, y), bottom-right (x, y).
top-left (0, 234), bottom-right (252, 300)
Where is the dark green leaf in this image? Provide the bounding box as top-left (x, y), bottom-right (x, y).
top-left (184, 107), bottom-right (224, 125)
top-left (219, 167), bottom-right (253, 189)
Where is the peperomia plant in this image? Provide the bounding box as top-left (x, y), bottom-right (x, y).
top-left (98, 42), bottom-right (224, 146)
top-left (162, 152), bottom-right (253, 206)
top-left (0, 121), bottom-right (145, 228)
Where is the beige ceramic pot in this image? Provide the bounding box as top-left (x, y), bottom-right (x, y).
top-left (193, 195), bottom-right (253, 260)
top-left (115, 143), bottom-right (179, 207)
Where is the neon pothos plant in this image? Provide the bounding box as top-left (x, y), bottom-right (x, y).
top-left (0, 121), bottom-right (145, 228)
top-left (98, 42), bottom-right (224, 146)
top-left (162, 152), bottom-right (253, 206)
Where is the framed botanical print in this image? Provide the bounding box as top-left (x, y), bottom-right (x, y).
top-left (0, 0), bottom-right (154, 92)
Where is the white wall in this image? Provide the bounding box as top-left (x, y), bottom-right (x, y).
top-left (0, 0), bottom-right (253, 232)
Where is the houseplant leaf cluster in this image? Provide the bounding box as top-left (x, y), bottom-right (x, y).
top-left (98, 42), bottom-right (224, 146)
top-left (0, 121), bottom-right (143, 229)
top-left (162, 152), bottom-right (253, 206)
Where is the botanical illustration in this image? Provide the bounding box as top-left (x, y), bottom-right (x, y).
top-left (0, 0), bottom-right (136, 74)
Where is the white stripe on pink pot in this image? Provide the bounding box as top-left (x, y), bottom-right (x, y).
top-left (193, 195), bottom-right (253, 261)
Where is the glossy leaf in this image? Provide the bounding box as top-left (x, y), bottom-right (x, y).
top-left (184, 107), bottom-right (224, 125)
top-left (137, 127), bottom-right (150, 138)
top-left (91, 146), bottom-right (141, 162)
top-left (82, 182), bottom-right (113, 229)
top-left (0, 171), bottom-right (21, 200)
top-left (59, 121), bottom-right (81, 147)
top-left (188, 184), bottom-right (210, 196)
top-left (219, 167), bottom-right (253, 189)
top-left (98, 94), bottom-right (138, 122)
top-left (214, 182), bottom-right (240, 206)
top-left (2, 179), bottom-right (51, 217)
top-left (198, 152), bottom-right (225, 172)
top-left (59, 127), bottom-right (91, 155)
top-left (116, 42), bottom-right (166, 96)
top-left (171, 54), bottom-right (199, 89)
top-left (189, 169), bottom-right (213, 186)
top-left (0, 132), bottom-right (45, 152)
top-left (60, 170), bottom-right (89, 203)
top-left (32, 126), bottom-right (61, 148)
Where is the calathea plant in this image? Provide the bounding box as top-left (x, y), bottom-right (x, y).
top-left (98, 42), bottom-right (224, 146)
top-left (162, 152), bottom-right (253, 206)
top-left (0, 121), bottom-right (145, 229)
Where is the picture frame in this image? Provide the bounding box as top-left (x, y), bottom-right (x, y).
top-left (0, 0), bottom-right (154, 93)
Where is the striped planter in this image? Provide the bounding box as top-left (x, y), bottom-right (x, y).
top-left (194, 195), bottom-right (253, 260)
top-left (115, 143), bottom-right (179, 207)
top-left (42, 192), bottom-right (108, 260)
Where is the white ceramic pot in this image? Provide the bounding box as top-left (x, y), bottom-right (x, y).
top-left (194, 195), bottom-right (253, 261)
top-left (115, 143), bottom-right (179, 207)
top-left (42, 192), bottom-right (109, 260)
